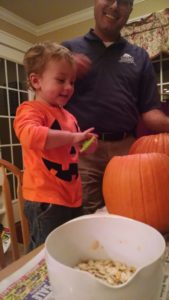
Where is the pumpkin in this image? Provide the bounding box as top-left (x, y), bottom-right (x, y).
top-left (129, 133), bottom-right (169, 156)
top-left (102, 153), bottom-right (169, 233)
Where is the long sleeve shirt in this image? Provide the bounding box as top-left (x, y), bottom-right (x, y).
top-left (14, 100), bottom-right (82, 207)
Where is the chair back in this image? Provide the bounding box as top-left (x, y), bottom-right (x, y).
top-left (0, 159), bottom-right (29, 268)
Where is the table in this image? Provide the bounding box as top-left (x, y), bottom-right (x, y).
top-left (1, 239), bottom-right (169, 300)
top-left (0, 244), bottom-right (52, 299)
top-left (0, 244), bottom-right (44, 281)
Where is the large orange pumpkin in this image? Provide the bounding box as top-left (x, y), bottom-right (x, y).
top-left (102, 153), bottom-right (169, 233)
top-left (129, 133), bottom-right (169, 156)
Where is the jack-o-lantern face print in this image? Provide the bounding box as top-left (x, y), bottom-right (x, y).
top-left (42, 120), bottom-right (78, 182)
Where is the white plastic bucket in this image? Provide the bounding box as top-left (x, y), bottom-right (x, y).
top-left (45, 214), bottom-right (165, 300)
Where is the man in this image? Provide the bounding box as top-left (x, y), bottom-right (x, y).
top-left (63, 0), bottom-right (169, 214)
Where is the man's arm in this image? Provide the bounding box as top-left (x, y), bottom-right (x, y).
top-left (142, 109), bottom-right (169, 132)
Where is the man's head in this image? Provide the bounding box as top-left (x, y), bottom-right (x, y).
top-left (94, 0), bottom-right (133, 42)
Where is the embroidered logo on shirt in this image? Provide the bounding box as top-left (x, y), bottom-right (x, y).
top-left (119, 53), bottom-right (135, 65)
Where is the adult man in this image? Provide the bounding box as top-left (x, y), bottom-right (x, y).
top-left (63, 0), bottom-right (169, 214)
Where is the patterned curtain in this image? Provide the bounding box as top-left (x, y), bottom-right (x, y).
top-left (122, 8), bottom-right (169, 58)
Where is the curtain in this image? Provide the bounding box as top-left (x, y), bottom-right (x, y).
top-left (122, 8), bottom-right (169, 58)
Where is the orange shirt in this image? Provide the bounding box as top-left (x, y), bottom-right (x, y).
top-left (14, 101), bottom-right (82, 207)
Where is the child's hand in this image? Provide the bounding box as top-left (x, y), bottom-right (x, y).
top-left (72, 127), bottom-right (98, 154)
top-left (72, 127), bottom-right (97, 150)
top-left (80, 136), bottom-right (98, 154)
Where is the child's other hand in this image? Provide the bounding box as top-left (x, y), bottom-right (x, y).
top-left (73, 54), bottom-right (91, 78)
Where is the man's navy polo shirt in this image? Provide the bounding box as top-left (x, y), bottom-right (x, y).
top-left (63, 30), bottom-right (161, 133)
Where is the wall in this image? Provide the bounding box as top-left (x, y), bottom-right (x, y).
top-left (37, 19), bottom-right (94, 43)
top-left (130, 0), bottom-right (169, 20)
top-left (0, 20), bottom-right (36, 44)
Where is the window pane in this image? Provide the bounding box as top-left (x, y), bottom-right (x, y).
top-left (162, 53), bottom-right (169, 59)
top-left (20, 92), bottom-right (28, 103)
top-left (7, 60), bottom-right (17, 89)
top-left (0, 118), bottom-right (10, 144)
top-left (10, 118), bottom-right (19, 143)
top-left (8, 174), bottom-right (15, 200)
top-left (14, 176), bottom-right (18, 200)
top-left (0, 59), bottom-right (6, 87)
top-left (13, 146), bottom-right (23, 170)
top-left (151, 55), bottom-right (160, 62)
top-left (152, 61), bottom-right (160, 83)
top-left (0, 88), bottom-right (8, 115)
top-left (0, 146), bottom-right (12, 162)
top-left (163, 60), bottom-right (169, 82)
top-left (18, 64), bottom-right (27, 90)
top-left (162, 84), bottom-right (169, 102)
top-left (9, 90), bottom-right (19, 116)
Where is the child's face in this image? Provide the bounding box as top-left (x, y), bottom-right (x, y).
top-left (31, 58), bottom-right (76, 107)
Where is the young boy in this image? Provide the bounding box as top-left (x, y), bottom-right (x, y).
top-left (14, 42), bottom-right (97, 251)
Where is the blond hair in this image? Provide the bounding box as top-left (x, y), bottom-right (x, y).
top-left (23, 42), bottom-right (75, 90)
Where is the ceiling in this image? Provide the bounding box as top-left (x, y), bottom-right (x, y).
top-left (0, 0), bottom-right (94, 26)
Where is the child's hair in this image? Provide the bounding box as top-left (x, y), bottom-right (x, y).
top-left (23, 42), bottom-right (75, 90)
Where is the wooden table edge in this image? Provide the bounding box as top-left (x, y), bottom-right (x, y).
top-left (0, 244), bottom-right (44, 281)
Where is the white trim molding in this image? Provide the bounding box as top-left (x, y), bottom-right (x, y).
top-left (0, 0), bottom-right (145, 36)
top-left (0, 30), bottom-right (32, 52)
top-left (0, 30), bottom-right (32, 63)
top-left (134, 0), bottom-right (145, 3)
top-left (0, 7), bottom-right (35, 35)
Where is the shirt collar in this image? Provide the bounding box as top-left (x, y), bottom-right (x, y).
top-left (85, 28), bottom-right (127, 46)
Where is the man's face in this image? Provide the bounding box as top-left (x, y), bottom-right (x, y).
top-left (94, 0), bottom-right (133, 41)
